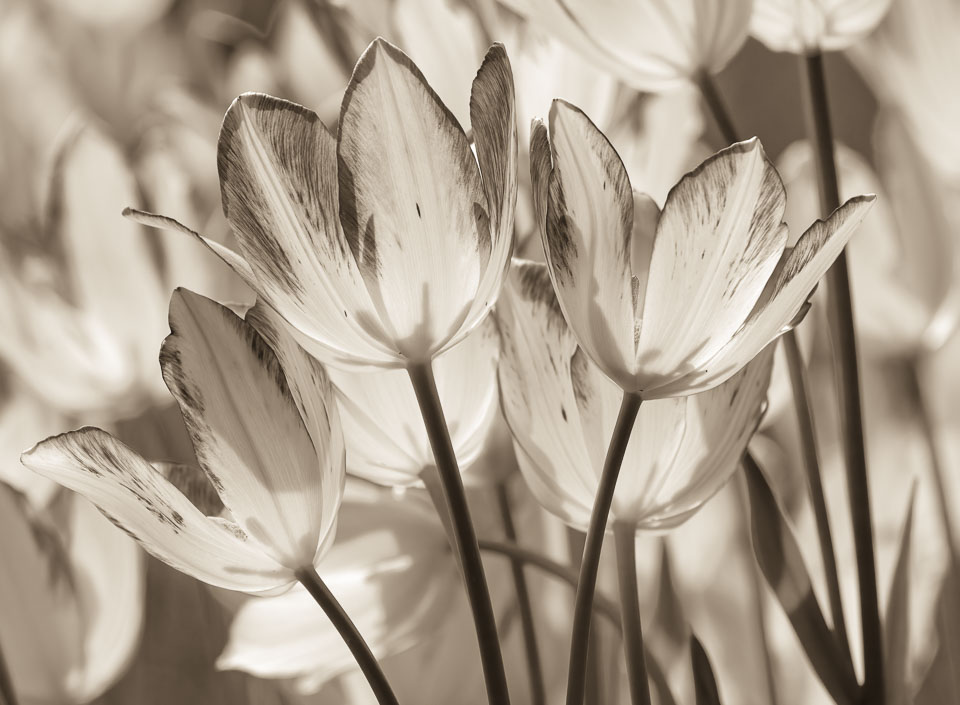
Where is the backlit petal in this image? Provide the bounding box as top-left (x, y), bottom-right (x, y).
top-left (21, 428), bottom-right (290, 592)
top-left (161, 289), bottom-right (330, 568)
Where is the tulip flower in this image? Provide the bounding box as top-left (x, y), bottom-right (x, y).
top-left (498, 260), bottom-right (774, 532)
top-left (127, 38), bottom-right (516, 370)
top-left (530, 99), bottom-right (876, 399)
top-left (217, 480), bottom-right (460, 692)
top-left (324, 317), bottom-right (501, 488)
top-left (750, 0), bottom-right (892, 53)
top-left (504, 0), bottom-right (753, 92)
top-left (778, 114), bottom-right (960, 357)
top-left (0, 486), bottom-right (144, 704)
top-left (22, 289), bottom-right (345, 593)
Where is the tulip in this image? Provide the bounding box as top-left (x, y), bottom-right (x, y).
top-left (504, 0), bottom-right (753, 92)
top-left (0, 486), bottom-right (144, 704)
top-left (751, 0), bottom-right (892, 53)
top-left (498, 260), bottom-right (774, 532)
top-left (531, 99), bottom-right (875, 399)
top-left (217, 480), bottom-right (459, 692)
top-left (22, 289), bottom-right (344, 593)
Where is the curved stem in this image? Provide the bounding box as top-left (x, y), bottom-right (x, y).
top-left (478, 538), bottom-right (621, 628)
top-left (295, 566), bottom-right (399, 705)
top-left (495, 483), bottom-right (546, 705)
top-left (782, 333), bottom-right (849, 655)
top-left (697, 71), bottom-right (740, 146)
top-left (566, 391), bottom-right (643, 705)
top-left (407, 362), bottom-right (511, 705)
top-left (801, 50), bottom-right (882, 705)
top-left (613, 522), bottom-right (651, 705)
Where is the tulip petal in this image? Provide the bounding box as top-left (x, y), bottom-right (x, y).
top-left (637, 138), bottom-right (787, 391)
top-left (21, 428), bottom-right (290, 592)
top-left (337, 38), bottom-right (488, 360)
top-left (161, 289), bottom-right (330, 568)
top-left (529, 117), bottom-right (551, 235)
top-left (543, 100), bottom-right (637, 387)
top-left (464, 43), bottom-right (518, 333)
top-left (217, 92), bottom-right (397, 366)
top-left (497, 260), bottom-right (597, 529)
top-left (663, 195), bottom-right (875, 395)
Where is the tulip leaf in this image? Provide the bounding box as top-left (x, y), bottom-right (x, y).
top-left (743, 452), bottom-right (859, 705)
top-left (691, 634), bottom-right (722, 705)
top-left (885, 483), bottom-right (917, 705)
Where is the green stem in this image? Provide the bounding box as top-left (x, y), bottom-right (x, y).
top-left (407, 362), bottom-right (511, 705)
top-left (800, 50), bottom-right (882, 705)
top-left (295, 566), bottom-right (399, 705)
top-left (566, 391), bottom-right (643, 705)
top-left (613, 522), bottom-right (651, 705)
top-left (495, 483), bottom-right (546, 705)
top-left (782, 333), bottom-right (849, 654)
top-left (697, 71), bottom-right (739, 146)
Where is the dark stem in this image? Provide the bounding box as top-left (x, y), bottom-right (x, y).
top-left (782, 332), bottom-right (849, 655)
top-left (800, 50), bottom-right (882, 705)
top-left (478, 538), bottom-right (621, 628)
top-left (565, 391), bottom-right (643, 705)
top-left (0, 638), bottom-right (18, 705)
top-left (295, 566), bottom-right (399, 705)
top-left (697, 71), bottom-right (740, 146)
top-left (613, 522), bottom-right (652, 705)
top-left (495, 483), bottom-right (546, 705)
top-left (568, 527), bottom-right (604, 705)
top-left (407, 362), bottom-right (511, 705)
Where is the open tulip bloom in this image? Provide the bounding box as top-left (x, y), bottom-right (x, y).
top-left (528, 98), bottom-right (873, 705)
top-left (125, 37), bottom-right (517, 705)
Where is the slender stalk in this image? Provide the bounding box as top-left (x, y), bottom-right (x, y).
top-left (782, 334), bottom-right (849, 654)
top-left (407, 362), bottom-right (511, 705)
top-left (568, 527), bottom-right (604, 705)
top-left (800, 50), bottom-right (882, 705)
top-left (613, 522), bottom-right (651, 705)
top-left (478, 538), bottom-right (622, 628)
top-left (566, 391), bottom-right (643, 705)
top-left (495, 483), bottom-right (546, 705)
top-left (295, 566), bottom-right (399, 705)
top-left (907, 361), bottom-right (959, 571)
top-left (697, 71), bottom-right (739, 146)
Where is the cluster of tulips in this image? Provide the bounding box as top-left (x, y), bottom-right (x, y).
top-left (2, 0), bottom-right (959, 704)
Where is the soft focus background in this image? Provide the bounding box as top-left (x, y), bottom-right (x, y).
top-left (1, 1), bottom-right (958, 704)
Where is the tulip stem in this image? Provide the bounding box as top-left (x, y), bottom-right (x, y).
top-left (0, 638), bottom-right (19, 705)
top-left (782, 333), bottom-right (849, 655)
top-left (495, 483), bottom-right (546, 705)
top-left (566, 391), bottom-right (642, 705)
top-left (613, 522), bottom-right (652, 705)
top-left (697, 71), bottom-right (740, 146)
top-left (800, 49), bottom-right (882, 705)
top-left (407, 362), bottom-right (511, 705)
top-left (295, 566), bottom-right (399, 705)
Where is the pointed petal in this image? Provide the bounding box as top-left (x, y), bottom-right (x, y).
top-left (542, 99), bottom-right (637, 388)
top-left (21, 428), bottom-right (290, 592)
top-left (337, 38), bottom-right (488, 360)
top-left (496, 260), bottom-right (597, 529)
top-left (161, 289), bottom-right (333, 568)
top-left (665, 195), bottom-right (875, 395)
top-left (637, 139), bottom-right (787, 391)
top-left (217, 92), bottom-right (397, 366)
top-left (463, 43), bottom-right (518, 333)
top-left (529, 117), bottom-right (551, 237)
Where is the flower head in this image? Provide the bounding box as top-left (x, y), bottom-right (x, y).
top-left (530, 100), bottom-right (875, 398)
top-left (751, 0), bottom-right (892, 53)
top-left (22, 289), bottom-right (345, 592)
top-left (498, 260), bottom-right (774, 530)
top-left (128, 37), bottom-right (517, 369)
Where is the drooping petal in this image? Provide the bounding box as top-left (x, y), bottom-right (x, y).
top-left (659, 195), bottom-right (875, 395)
top-left (337, 38), bottom-right (488, 362)
top-left (217, 482), bottom-right (458, 687)
top-left (21, 428), bottom-right (290, 592)
top-left (160, 289), bottom-right (332, 568)
top-left (327, 317), bottom-right (500, 487)
top-left (461, 43), bottom-right (518, 340)
top-left (496, 260), bottom-right (597, 530)
top-left (217, 92), bottom-right (397, 367)
top-left (637, 138), bottom-right (788, 393)
top-left (542, 99), bottom-right (637, 388)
